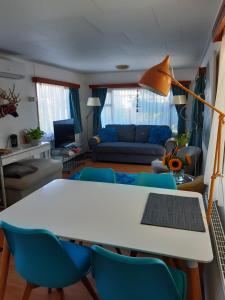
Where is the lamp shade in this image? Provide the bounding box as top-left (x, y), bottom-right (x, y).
top-left (138, 55), bottom-right (172, 97)
top-left (173, 95), bottom-right (186, 105)
top-left (87, 97), bottom-right (101, 107)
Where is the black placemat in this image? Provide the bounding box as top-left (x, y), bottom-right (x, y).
top-left (141, 193), bottom-right (205, 232)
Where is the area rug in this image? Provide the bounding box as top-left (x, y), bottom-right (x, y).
top-left (69, 170), bottom-right (138, 185)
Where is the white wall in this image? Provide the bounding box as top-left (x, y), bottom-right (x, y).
top-left (0, 57), bottom-right (90, 148)
top-left (200, 41), bottom-right (225, 300)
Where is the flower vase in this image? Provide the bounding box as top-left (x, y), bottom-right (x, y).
top-left (171, 169), bottom-right (184, 184)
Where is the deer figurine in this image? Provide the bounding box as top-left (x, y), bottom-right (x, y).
top-left (0, 85), bottom-right (21, 118)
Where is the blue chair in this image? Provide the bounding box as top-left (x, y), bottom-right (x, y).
top-left (80, 167), bottom-right (116, 183)
top-left (0, 221), bottom-right (99, 300)
top-left (135, 173), bottom-right (177, 189)
top-left (91, 245), bottom-right (187, 300)
top-left (79, 167), bottom-right (121, 253)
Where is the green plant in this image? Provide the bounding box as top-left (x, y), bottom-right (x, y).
top-left (177, 132), bottom-right (190, 147)
top-left (25, 127), bottom-right (44, 141)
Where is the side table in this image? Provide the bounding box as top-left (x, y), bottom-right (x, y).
top-left (51, 146), bottom-right (85, 173)
top-left (0, 142), bottom-right (51, 208)
top-left (173, 173), bottom-right (195, 185)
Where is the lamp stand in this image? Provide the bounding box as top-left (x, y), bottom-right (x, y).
top-left (172, 77), bottom-right (225, 223)
top-left (86, 109), bottom-right (93, 144)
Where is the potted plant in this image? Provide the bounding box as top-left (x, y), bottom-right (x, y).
top-left (177, 132), bottom-right (190, 148)
top-left (25, 127), bottom-right (44, 146)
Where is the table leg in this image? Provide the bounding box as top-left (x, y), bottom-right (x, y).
top-left (0, 165), bottom-right (7, 208)
top-left (186, 261), bottom-right (202, 300)
top-left (0, 238), bottom-right (10, 300)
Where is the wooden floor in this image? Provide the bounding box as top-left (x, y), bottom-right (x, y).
top-left (63, 158), bottom-right (153, 178)
top-left (1, 159), bottom-right (151, 300)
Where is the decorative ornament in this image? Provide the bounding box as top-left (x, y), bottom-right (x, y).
top-left (0, 85), bottom-right (20, 118)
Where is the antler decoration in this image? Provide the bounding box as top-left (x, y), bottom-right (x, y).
top-left (0, 85), bottom-right (21, 118)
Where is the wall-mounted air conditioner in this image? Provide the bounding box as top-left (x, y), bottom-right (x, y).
top-left (0, 58), bottom-right (26, 80)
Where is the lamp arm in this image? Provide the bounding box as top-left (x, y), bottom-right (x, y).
top-left (173, 77), bottom-right (225, 223)
top-left (159, 70), bottom-right (225, 223)
top-left (173, 78), bottom-right (225, 118)
top-left (159, 70), bottom-right (225, 118)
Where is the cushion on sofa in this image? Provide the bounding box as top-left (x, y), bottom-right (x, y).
top-left (106, 124), bottom-right (136, 142)
top-left (135, 125), bottom-right (150, 143)
top-left (98, 127), bottom-right (118, 143)
top-left (95, 142), bottom-right (165, 156)
top-left (148, 125), bottom-right (172, 145)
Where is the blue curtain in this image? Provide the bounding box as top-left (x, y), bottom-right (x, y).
top-left (92, 88), bottom-right (107, 135)
top-left (171, 85), bottom-right (188, 135)
top-left (188, 74), bottom-right (206, 147)
top-left (69, 88), bottom-right (83, 134)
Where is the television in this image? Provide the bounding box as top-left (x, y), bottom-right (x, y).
top-left (53, 119), bottom-right (75, 148)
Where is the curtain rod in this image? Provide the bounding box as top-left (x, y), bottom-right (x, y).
top-left (32, 77), bottom-right (80, 89)
top-left (89, 81), bottom-right (191, 89)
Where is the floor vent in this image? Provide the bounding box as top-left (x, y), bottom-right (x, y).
top-left (210, 201), bottom-right (225, 288)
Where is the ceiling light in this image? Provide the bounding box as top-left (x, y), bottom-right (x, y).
top-left (116, 64), bottom-right (129, 70)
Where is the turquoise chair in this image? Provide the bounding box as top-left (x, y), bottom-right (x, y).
top-left (80, 167), bottom-right (116, 183)
top-left (135, 173), bottom-right (177, 189)
top-left (91, 245), bottom-right (187, 300)
top-left (0, 221), bottom-right (98, 300)
top-left (79, 167), bottom-right (121, 253)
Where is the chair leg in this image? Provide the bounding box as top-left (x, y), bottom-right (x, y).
top-left (115, 247), bottom-right (122, 254)
top-left (56, 288), bottom-right (64, 300)
top-left (21, 282), bottom-right (38, 300)
top-left (82, 276), bottom-right (100, 300)
top-left (130, 250), bottom-right (137, 257)
top-left (48, 288), bottom-right (52, 293)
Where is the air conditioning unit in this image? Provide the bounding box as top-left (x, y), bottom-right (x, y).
top-left (0, 58), bottom-right (26, 80)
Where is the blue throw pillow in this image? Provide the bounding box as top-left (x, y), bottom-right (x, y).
top-left (98, 127), bottom-right (118, 143)
top-left (148, 126), bottom-right (172, 146)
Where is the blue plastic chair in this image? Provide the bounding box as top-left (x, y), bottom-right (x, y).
top-left (80, 167), bottom-right (116, 183)
top-left (0, 221), bottom-right (98, 300)
top-left (91, 245), bottom-right (187, 300)
top-left (135, 173), bottom-right (177, 189)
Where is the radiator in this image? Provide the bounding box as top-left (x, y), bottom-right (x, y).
top-left (210, 201), bottom-right (225, 294)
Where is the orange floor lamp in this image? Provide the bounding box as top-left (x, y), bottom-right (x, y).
top-left (139, 55), bottom-right (225, 223)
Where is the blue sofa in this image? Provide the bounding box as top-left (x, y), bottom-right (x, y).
top-left (88, 124), bottom-right (173, 164)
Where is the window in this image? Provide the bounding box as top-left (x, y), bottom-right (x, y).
top-left (36, 83), bottom-right (70, 138)
top-left (101, 88), bottom-right (177, 133)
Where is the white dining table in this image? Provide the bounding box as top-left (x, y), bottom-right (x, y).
top-left (0, 179), bottom-right (213, 300)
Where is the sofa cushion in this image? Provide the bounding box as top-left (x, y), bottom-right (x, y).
top-left (98, 127), bottom-right (118, 143)
top-left (106, 124), bottom-right (136, 142)
top-left (148, 125), bottom-right (172, 145)
top-left (96, 142), bottom-right (165, 156)
top-left (135, 125), bottom-right (150, 143)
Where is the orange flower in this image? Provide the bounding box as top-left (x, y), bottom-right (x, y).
top-left (185, 154), bottom-right (191, 165)
top-left (168, 158), bottom-right (183, 172)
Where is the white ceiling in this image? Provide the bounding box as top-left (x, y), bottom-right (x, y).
top-left (0, 0), bottom-right (222, 72)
